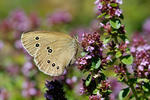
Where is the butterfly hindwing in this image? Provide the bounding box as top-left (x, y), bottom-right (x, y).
top-left (34, 39), bottom-right (77, 76)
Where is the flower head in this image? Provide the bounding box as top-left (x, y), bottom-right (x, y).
top-left (44, 80), bottom-right (67, 100)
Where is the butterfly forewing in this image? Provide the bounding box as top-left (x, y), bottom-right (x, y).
top-left (21, 31), bottom-right (78, 76)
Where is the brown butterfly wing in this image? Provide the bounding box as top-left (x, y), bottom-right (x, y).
top-left (21, 31), bottom-right (78, 76)
top-left (34, 39), bottom-right (77, 76)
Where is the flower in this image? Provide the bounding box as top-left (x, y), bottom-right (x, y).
top-left (116, 0), bottom-right (123, 5)
top-left (22, 80), bottom-right (39, 97)
top-left (44, 80), bottom-right (67, 100)
top-left (143, 18), bottom-right (150, 33)
top-left (8, 9), bottom-right (31, 32)
top-left (115, 9), bottom-right (122, 17)
top-left (0, 40), bottom-right (4, 50)
top-left (89, 95), bottom-right (101, 100)
top-left (0, 88), bottom-right (9, 100)
top-left (47, 10), bottom-right (72, 25)
top-left (131, 34), bottom-right (150, 78)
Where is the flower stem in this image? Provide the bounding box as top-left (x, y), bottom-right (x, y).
top-left (126, 73), bottom-right (139, 100)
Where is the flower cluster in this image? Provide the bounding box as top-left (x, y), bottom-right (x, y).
top-left (95, 0), bottom-right (123, 18)
top-left (76, 32), bottom-right (104, 71)
top-left (44, 80), bottom-right (67, 100)
top-left (47, 11), bottom-right (72, 26)
top-left (131, 35), bottom-right (150, 78)
top-left (22, 80), bottom-right (39, 98)
top-left (0, 9), bottom-right (40, 39)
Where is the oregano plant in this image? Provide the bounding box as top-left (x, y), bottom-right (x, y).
top-left (76, 0), bottom-right (150, 100)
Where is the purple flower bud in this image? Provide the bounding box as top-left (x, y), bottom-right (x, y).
top-left (79, 87), bottom-right (85, 95)
top-left (141, 60), bottom-right (149, 66)
top-left (79, 59), bottom-right (87, 65)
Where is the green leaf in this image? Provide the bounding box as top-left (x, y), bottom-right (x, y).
top-left (81, 52), bottom-right (87, 56)
top-left (105, 14), bottom-right (111, 19)
top-left (116, 51), bottom-right (122, 58)
top-left (91, 59), bottom-right (101, 69)
top-left (97, 12), bottom-right (106, 18)
top-left (121, 55), bottom-right (133, 65)
top-left (142, 86), bottom-right (149, 92)
top-left (119, 88), bottom-right (130, 100)
top-left (85, 75), bottom-right (92, 87)
top-left (137, 78), bottom-right (149, 83)
top-left (93, 89), bottom-right (99, 94)
top-left (95, 59), bottom-right (101, 69)
top-left (110, 20), bottom-right (121, 29)
top-left (110, 3), bottom-right (118, 7)
top-left (103, 37), bottom-right (111, 44)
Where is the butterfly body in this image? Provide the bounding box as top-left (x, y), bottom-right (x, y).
top-left (21, 31), bottom-right (78, 76)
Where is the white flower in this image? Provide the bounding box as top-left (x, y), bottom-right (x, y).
top-left (116, 0), bottom-right (123, 5)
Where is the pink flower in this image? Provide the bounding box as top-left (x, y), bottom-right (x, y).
top-left (86, 46), bottom-right (94, 52)
top-left (115, 9), bottom-right (122, 17)
top-left (116, 0), bottom-right (123, 5)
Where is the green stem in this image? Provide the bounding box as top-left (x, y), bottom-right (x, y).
top-left (126, 74), bottom-right (139, 100)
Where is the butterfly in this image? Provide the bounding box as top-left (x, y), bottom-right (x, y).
top-left (21, 31), bottom-right (78, 76)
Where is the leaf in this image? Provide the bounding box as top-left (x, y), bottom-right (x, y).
top-left (121, 55), bottom-right (133, 65)
top-left (85, 75), bottom-right (92, 87)
top-left (119, 88), bottom-right (130, 100)
top-left (93, 89), bottom-right (99, 94)
top-left (95, 59), bottom-right (101, 69)
top-left (103, 37), bottom-right (111, 44)
top-left (110, 3), bottom-right (118, 7)
top-left (81, 52), bottom-right (88, 56)
top-left (105, 14), bottom-right (111, 19)
top-left (110, 20), bottom-right (121, 29)
top-left (97, 12), bottom-right (106, 18)
top-left (91, 59), bottom-right (101, 69)
top-left (115, 51), bottom-right (122, 58)
top-left (137, 78), bottom-right (149, 83)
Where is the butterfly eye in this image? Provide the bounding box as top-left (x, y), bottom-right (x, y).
top-left (35, 36), bottom-right (39, 40)
top-left (35, 43), bottom-right (40, 47)
top-left (57, 66), bottom-right (59, 69)
top-left (47, 60), bottom-right (50, 63)
top-left (52, 63), bottom-right (55, 67)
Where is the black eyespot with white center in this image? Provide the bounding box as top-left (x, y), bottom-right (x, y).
top-left (35, 43), bottom-right (39, 47)
top-left (35, 36), bottom-right (39, 40)
top-left (52, 63), bottom-right (55, 67)
top-left (47, 60), bottom-right (50, 63)
top-left (48, 49), bottom-right (52, 53)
